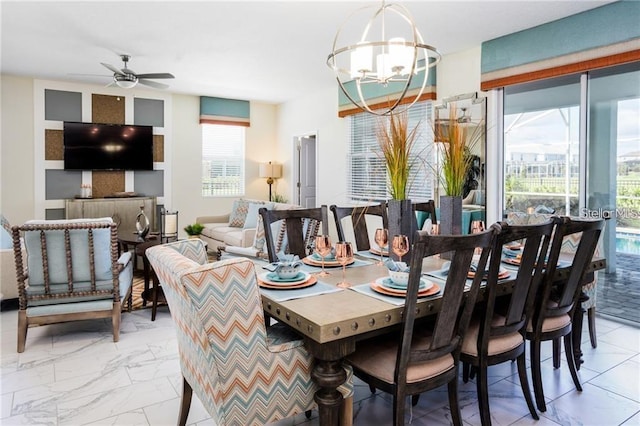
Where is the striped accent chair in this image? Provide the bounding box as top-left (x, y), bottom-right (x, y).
top-left (146, 239), bottom-right (354, 426)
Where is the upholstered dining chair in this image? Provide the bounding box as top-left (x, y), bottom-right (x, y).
top-left (460, 220), bottom-right (555, 425)
top-left (330, 203), bottom-right (388, 251)
top-left (346, 226), bottom-right (498, 426)
top-left (146, 239), bottom-right (353, 426)
top-left (11, 218), bottom-right (133, 353)
top-left (526, 216), bottom-right (605, 412)
top-left (506, 212), bottom-right (602, 349)
top-left (259, 206), bottom-right (328, 262)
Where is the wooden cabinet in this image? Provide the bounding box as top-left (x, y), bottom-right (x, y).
top-left (66, 197), bottom-right (156, 237)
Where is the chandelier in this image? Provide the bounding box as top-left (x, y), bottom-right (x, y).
top-left (327, 1), bottom-right (441, 116)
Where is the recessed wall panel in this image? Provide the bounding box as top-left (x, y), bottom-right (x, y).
top-left (45, 170), bottom-right (82, 199)
top-left (134, 98), bottom-right (164, 127)
top-left (92, 94), bottom-right (125, 124)
top-left (45, 208), bottom-right (66, 220)
top-left (134, 170), bottom-right (164, 197)
top-left (44, 89), bottom-right (82, 122)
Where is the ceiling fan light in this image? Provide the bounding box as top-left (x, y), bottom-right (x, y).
top-left (114, 75), bottom-right (138, 89)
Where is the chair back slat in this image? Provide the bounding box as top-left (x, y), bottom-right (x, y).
top-left (259, 206), bottom-right (328, 262)
top-left (330, 203), bottom-right (388, 251)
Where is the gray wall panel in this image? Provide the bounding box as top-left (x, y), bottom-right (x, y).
top-left (45, 170), bottom-right (82, 199)
top-left (45, 90), bottom-right (82, 122)
top-left (134, 170), bottom-right (164, 197)
top-left (45, 208), bottom-right (66, 220)
top-left (134, 98), bottom-right (164, 127)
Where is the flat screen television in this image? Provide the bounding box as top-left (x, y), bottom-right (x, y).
top-left (63, 122), bottom-right (154, 170)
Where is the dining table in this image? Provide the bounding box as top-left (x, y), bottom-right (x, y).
top-left (230, 249), bottom-right (606, 426)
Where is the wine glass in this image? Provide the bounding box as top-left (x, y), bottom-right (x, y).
top-left (335, 242), bottom-right (354, 288)
top-left (315, 235), bottom-right (332, 276)
top-left (374, 228), bottom-right (389, 266)
top-left (391, 234), bottom-right (410, 263)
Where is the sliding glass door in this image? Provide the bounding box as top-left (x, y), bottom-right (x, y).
top-left (504, 76), bottom-right (581, 216)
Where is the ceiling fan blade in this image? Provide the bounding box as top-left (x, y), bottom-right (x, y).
top-left (101, 62), bottom-right (124, 75)
top-left (138, 79), bottom-right (169, 89)
top-left (136, 73), bottom-right (175, 79)
top-left (105, 81), bottom-right (117, 88)
top-left (68, 73), bottom-right (112, 77)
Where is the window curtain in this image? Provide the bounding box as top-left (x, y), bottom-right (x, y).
top-left (481, 1), bottom-right (640, 90)
top-left (199, 96), bottom-right (250, 127)
top-left (338, 62), bottom-right (437, 117)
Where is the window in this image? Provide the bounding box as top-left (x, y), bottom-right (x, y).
top-left (202, 124), bottom-right (245, 197)
top-left (348, 102), bottom-right (435, 202)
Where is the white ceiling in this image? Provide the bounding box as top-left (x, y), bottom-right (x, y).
top-left (0, 0), bottom-right (617, 104)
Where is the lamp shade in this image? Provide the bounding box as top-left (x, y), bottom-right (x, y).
top-left (259, 162), bottom-right (282, 179)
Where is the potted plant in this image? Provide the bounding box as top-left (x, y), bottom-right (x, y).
top-left (377, 111), bottom-right (421, 262)
top-left (184, 223), bottom-right (204, 239)
top-left (434, 105), bottom-right (484, 236)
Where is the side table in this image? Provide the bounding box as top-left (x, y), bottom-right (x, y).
top-left (135, 239), bottom-right (166, 321)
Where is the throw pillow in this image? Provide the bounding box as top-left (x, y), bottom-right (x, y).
top-left (243, 202), bottom-right (273, 230)
top-left (0, 225), bottom-right (12, 249)
top-left (229, 199), bottom-right (251, 228)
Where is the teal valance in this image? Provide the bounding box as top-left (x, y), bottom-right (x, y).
top-left (200, 96), bottom-right (250, 127)
top-left (481, 1), bottom-right (640, 90)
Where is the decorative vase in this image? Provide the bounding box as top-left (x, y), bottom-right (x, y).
top-left (387, 199), bottom-right (416, 264)
top-left (135, 206), bottom-right (150, 241)
top-left (439, 195), bottom-right (463, 235)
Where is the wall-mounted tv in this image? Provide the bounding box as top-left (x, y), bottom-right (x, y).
top-left (63, 122), bottom-right (154, 171)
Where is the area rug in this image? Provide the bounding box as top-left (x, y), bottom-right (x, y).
top-left (127, 272), bottom-right (146, 311)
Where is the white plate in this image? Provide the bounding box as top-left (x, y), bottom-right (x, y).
top-left (258, 271), bottom-right (310, 286)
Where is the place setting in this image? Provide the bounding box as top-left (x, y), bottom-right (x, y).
top-left (302, 236), bottom-right (370, 276)
top-left (259, 254), bottom-right (342, 302)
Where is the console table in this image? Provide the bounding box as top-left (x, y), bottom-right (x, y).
top-left (65, 197), bottom-right (156, 236)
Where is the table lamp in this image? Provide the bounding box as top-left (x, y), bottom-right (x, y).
top-left (259, 161), bottom-right (282, 201)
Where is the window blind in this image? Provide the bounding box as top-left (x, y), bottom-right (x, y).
top-left (202, 124), bottom-right (245, 197)
top-left (348, 102), bottom-right (435, 203)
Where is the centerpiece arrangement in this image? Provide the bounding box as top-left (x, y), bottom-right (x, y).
top-left (434, 105), bottom-right (484, 237)
top-left (377, 111), bottom-right (421, 263)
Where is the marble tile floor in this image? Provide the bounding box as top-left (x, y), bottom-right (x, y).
top-left (1, 308), bottom-right (638, 426)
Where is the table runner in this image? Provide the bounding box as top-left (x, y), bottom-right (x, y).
top-left (300, 258), bottom-right (371, 273)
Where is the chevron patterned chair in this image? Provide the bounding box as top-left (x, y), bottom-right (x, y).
top-left (146, 239), bottom-right (354, 426)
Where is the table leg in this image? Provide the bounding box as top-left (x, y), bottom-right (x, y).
top-left (142, 256), bottom-right (151, 308)
top-left (305, 339), bottom-right (355, 426)
top-left (312, 359), bottom-right (346, 426)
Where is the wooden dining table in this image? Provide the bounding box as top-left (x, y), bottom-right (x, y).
top-left (258, 251), bottom-right (606, 426)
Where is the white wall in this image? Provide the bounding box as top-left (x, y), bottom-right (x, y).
top-left (1, 75), bottom-right (35, 224)
top-left (276, 86), bottom-right (350, 207)
top-left (172, 94), bottom-right (279, 234)
top-left (435, 46), bottom-right (482, 100)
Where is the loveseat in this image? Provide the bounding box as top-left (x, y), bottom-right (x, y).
top-left (196, 198), bottom-right (298, 251)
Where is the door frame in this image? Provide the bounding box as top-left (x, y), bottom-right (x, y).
top-left (292, 131), bottom-right (318, 207)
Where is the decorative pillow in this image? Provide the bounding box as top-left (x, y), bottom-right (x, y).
top-left (0, 226), bottom-right (12, 249)
top-left (0, 214), bottom-right (11, 234)
top-left (243, 202), bottom-right (273, 230)
top-left (228, 199), bottom-right (251, 228)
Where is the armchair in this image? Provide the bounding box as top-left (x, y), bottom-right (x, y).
top-left (146, 239), bottom-right (353, 425)
top-left (12, 218), bottom-right (133, 352)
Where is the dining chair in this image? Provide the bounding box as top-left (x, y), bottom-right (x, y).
top-left (146, 239), bottom-right (354, 426)
top-left (526, 216), bottom-right (605, 412)
top-left (346, 226), bottom-right (498, 426)
top-left (330, 203), bottom-right (388, 251)
top-left (259, 206), bottom-right (329, 262)
top-left (11, 218), bottom-right (134, 352)
top-left (412, 200), bottom-right (437, 231)
top-left (460, 220), bottom-right (555, 425)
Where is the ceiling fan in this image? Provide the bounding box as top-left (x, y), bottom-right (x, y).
top-left (101, 55), bottom-right (174, 89)
top-left (457, 107), bottom-right (472, 124)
